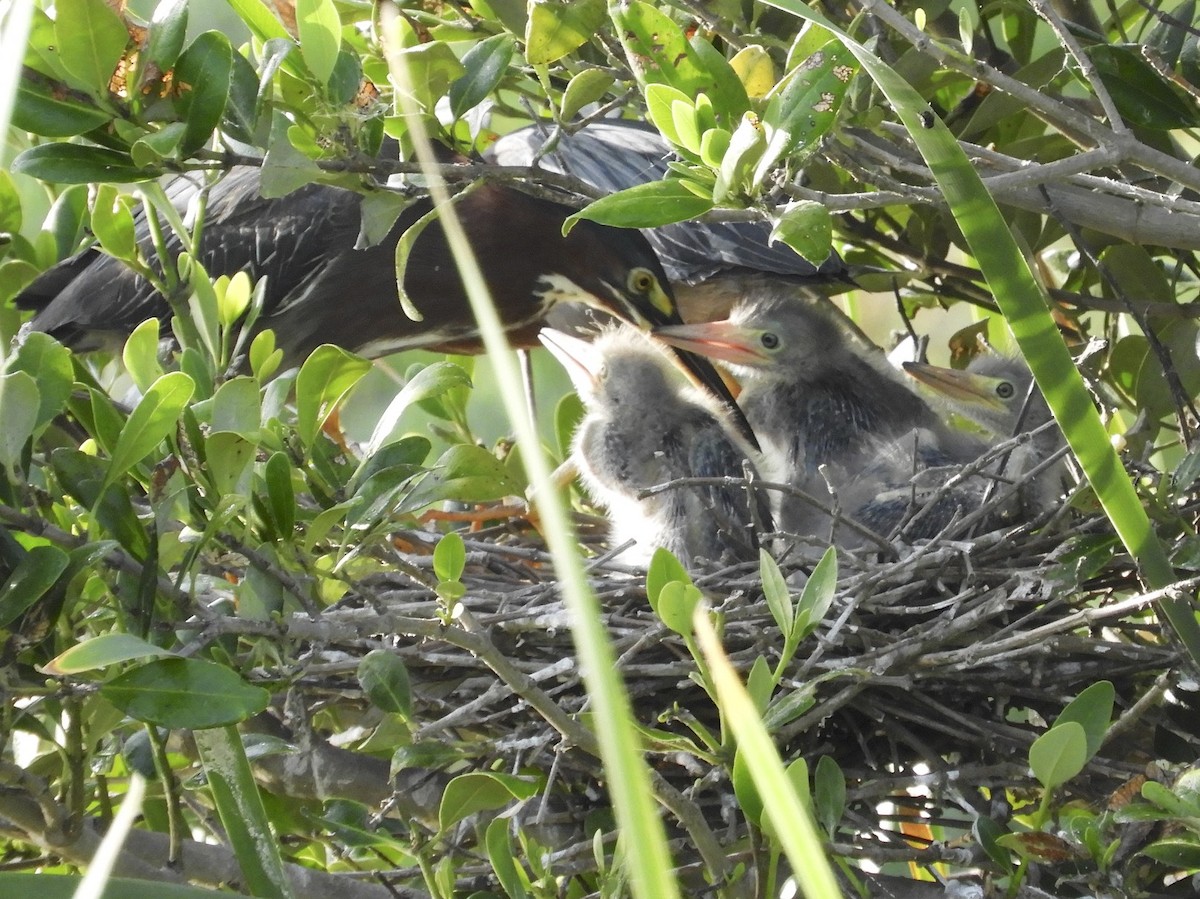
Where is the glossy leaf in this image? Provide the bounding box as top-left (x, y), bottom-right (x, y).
top-left (11, 80), bottom-right (113, 136)
top-left (0, 545), bottom-right (68, 629)
top-left (175, 31), bottom-right (233, 154)
top-left (645, 547), bottom-right (691, 608)
top-left (760, 548), bottom-right (792, 636)
top-left (54, 0), bottom-right (129, 95)
top-left (450, 33), bottom-right (515, 118)
top-left (295, 345), bottom-right (371, 447)
top-left (1029, 721), bottom-right (1088, 790)
top-left (611, 2), bottom-right (747, 123)
top-left (433, 531), bottom-right (466, 583)
top-left (566, 179), bottom-right (713, 231)
top-left (654, 580), bottom-right (702, 637)
top-left (1054, 680), bottom-right (1114, 760)
top-left (1086, 44), bottom-right (1200, 129)
top-left (561, 68), bottom-right (615, 120)
top-left (296, 0), bottom-right (343, 86)
top-left (102, 658), bottom-right (269, 728)
top-left (146, 0), bottom-right (189, 68)
top-left (771, 200), bottom-right (833, 266)
top-left (103, 371), bottom-right (194, 487)
top-left (90, 184), bottom-right (138, 262)
top-left (0, 372), bottom-right (39, 471)
top-left (438, 772), bottom-right (538, 832)
top-left (358, 649), bottom-right (413, 718)
top-left (813, 755), bottom-right (845, 837)
top-left (485, 818), bottom-right (529, 899)
top-left (366, 361), bottom-right (472, 455)
top-left (525, 0), bottom-right (605, 65)
top-left (399, 445), bottom-right (521, 510)
top-left (211, 376), bottom-right (262, 437)
top-left (43, 633), bottom-right (174, 675)
top-left (11, 143), bottom-right (148, 184)
top-left (193, 726), bottom-right (292, 898)
top-left (7, 333), bottom-right (72, 434)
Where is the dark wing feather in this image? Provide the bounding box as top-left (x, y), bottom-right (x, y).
top-left (486, 120), bottom-right (848, 285)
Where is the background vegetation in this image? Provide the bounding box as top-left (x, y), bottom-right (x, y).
top-left (3, 0), bottom-right (1200, 896)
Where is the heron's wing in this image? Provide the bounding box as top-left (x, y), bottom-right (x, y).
top-left (486, 120), bottom-right (847, 285)
top-left (685, 414), bottom-right (764, 562)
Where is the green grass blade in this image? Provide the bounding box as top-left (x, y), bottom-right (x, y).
top-left (380, 8), bottom-right (681, 896)
top-left (765, 0), bottom-right (1200, 664)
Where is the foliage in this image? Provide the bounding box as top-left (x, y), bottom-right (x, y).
top-left (3, 0), bottom-right (1200, 897)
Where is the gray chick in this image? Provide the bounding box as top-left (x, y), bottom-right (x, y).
top-left (540, 326), bottom-right (769, 568)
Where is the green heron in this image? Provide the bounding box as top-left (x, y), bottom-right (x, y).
top-left (539, 325), bottom-right (769, 568)
top-left (903, 354), bottom-right (1069, 520)
top-left (653, 289), bottom-right (976, 540)
top-left (16, 124), bottom-right (770, 443)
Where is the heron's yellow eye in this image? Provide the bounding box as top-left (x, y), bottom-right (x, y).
top-left (996, 380), bottom-right (1015, 400)
top-left (629, 268), bottom-right (656, 294)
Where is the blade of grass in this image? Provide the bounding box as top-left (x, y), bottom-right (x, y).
top-left (378, 5), bottom-right (681, 896)
top-left (693, 606), bottom-right (841, 899)
top-left (766, 0), bottom-right (1200, 664)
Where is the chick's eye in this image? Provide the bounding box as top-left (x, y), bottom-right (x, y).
top-left (760, 332), bottom-right (780, 350)
top-left (995, 381), bottom-right (1015, 399)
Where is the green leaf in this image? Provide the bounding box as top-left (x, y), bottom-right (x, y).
top-left (296, 0), bottom-right (343, 86)
top-left (357, 649), bottom-right (413, 718)
top-left (295, 345), bottom-right (371, 446)
top-left (0, 372), bottom-right (39, 471)
top-left (771, 200), bottom-right (833, 266)
top-left (565, 179), bottom-right (713, 231)
top-left (193, 726), bottom-right (292, 898)
top-left (732, 747), bottom-right (764, 825)
top-left (54, 0), bottom-right (130, 95)
top-left (205, 432), bottom-right (256, 497)
top-left (146, 0), bottom-right (189, 69)
top-left (450, 33), bottom-right (515, 119)
top-left (654, 581), bottom-right (702, 637)
top-left (123, 319), bottom-right (165, 394)
top-left (7, 332), bottom-right (73, 433)
top-left (561, 69), bottom-right (615, 121)
top-left (11, 80), bottom-right (114, 137)
top-left (524, 0), bottom-right (605, 65)
top-left (0, 170), bottom-right (20, 234)
top-left (1054, 681), bottom-right (1114, 761)
top-left (211, 376), bottom-right (262, 437)
top-left (0, 545), bottom-right (69, 629)
top-left (103, 371), bottom-right (194, 488)
top-left (1086, 44), bottom-right (1200, 129)
top-left (433, 531), bottom-right (466, 583)
top-left (813, 755), bottom-right (845, 837)
top-left (399, 445), bottom-right (521, 510)
top-left (611, 1), bottom-right (747, 123)
top-left (794, 545), bottom-right (836, 640)
top-left (485, 818), bottom-right (529, 899)
top-left (973, 815), bottom-right (1014, 870)
top-left (11, 144), bottom-right (148, 184)
top-left (366, 361), bottom-right (472, 454)
top-left (438, 772), bottom-right (538, 832)
top-left (755, 38), bottom-right (857, 182)
top-left (102, 658), bottom-right (269, 728)
top-left (645, 547), bottom-right (691, 608)
top-left (397, 41), bottom-right (466, 111)
top-left (43, 633), bottom-right (175, 675)
top-left (760, 548), bottom-right (792, 636)
top-left (1029, 721), bottom-right (1088, 790)
top-left (1142, 836), bottom-right (1200, 868)
top-left (175, 31), bottom-right (233, 154)
top-left (91, 184), bottom-right (139, 263)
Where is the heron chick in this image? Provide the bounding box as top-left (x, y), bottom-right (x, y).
top-left (654, 292), bottom-right (979, 543)
top-left (903, 354), bottom-right (1070, 521)
top-left (540, 326), bottom-right (769, 569)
